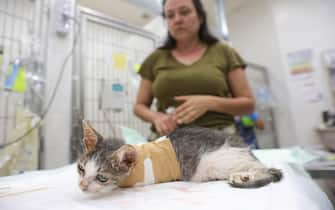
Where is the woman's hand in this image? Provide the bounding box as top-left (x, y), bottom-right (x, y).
top-left (153, 112), bottom-right (178, 135)
top-left (171, 69), bottom-right (255, 123)
top-left (173, 95), bottom-right (211, 124)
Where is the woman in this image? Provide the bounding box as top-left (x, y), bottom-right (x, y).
top-left (134, 0), bottom-right (255, 139)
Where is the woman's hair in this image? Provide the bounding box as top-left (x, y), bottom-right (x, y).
top-left (160, 0), bottom-right (218, 49)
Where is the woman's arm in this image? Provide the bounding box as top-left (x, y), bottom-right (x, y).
top-left (134, 79), bottom-right (178, 135)
top-left (134, 79), bottom-right (156, 123)
top-left (174, 68), bottom-right (255, 124)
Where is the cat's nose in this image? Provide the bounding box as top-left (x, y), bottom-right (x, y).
top-left (80, 181), bottom-right (89, 191)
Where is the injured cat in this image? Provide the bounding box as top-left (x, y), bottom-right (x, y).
top-left (77, 120), bottom-right (282, 193)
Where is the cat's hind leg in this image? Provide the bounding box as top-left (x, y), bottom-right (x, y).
top-left (228, 168), bottom-right (282, 188)
top-left (190, 147), bottom-right (261, 182)
top-left (190, 146), bottom-right (283, 186)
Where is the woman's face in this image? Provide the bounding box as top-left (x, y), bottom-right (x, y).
top-left (164, 0), bottom-right (201, 43)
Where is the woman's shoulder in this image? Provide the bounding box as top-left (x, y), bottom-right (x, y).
top-left (209, 41), bottom-right (241, 58)
top-left (145, 48), bottom-right (169, 61)
top-left (139, 48), bottom-right (170, 77)
top-left (211, 41), bottom-right (232, 51)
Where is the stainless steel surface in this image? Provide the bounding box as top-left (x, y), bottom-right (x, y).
top-left (305, 159), bottom-right (335, 179)
top-left (304, 149), bottom-right (335, 179)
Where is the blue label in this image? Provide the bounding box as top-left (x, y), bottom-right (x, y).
top-left (112, 83), bottom-right (123, 92)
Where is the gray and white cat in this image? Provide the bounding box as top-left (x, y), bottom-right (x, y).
top-left (77, 120), bottom-right (282, 193)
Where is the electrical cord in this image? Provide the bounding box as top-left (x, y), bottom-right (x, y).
top-left (0, 16), bottom-right (81, 150)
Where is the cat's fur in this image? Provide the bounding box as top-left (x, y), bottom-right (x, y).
top-left (77, 121), bottom-right (282, 193)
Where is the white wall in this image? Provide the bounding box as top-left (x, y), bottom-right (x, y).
top-left (272, 0), bottom-right (335, 147)
top-left (225, 0), bottom-right (297, 147)
top-left (42, 0), bottom-right (76, 169)
top-left (225, 0), bottom-right (335, 147)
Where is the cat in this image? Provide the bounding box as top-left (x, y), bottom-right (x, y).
top-left (77, 120), bottom-right (282, 193)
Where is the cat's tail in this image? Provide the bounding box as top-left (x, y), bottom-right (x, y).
top-left (229, 168), bottom-right (283, 188)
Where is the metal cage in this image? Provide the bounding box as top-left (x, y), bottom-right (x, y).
top-left (0, 0), bottom-right (48, 174)
top-left (71, 7), bottom-right (159, 161)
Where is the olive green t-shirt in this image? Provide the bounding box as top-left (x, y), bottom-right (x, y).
top-left (138, 41), bottom-right (246, 130)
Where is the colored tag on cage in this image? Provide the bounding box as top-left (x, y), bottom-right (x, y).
top-left (13, 66), bottom-right (27, 93)
top-left (112, 53), bottom-right (127, 70)
top-left (100, 81), bottom-right (125, 112)
top-left (112, 83), bottom-right (123, 92)
top-left (5, 60), bottom-right (27, 93)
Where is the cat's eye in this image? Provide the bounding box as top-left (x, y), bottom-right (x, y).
top-left (77, 164), bottom-right (85, 174)
top-left (96, 174), bottom-right (108, 183)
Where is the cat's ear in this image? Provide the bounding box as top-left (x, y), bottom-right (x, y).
top-left (111, 145), bottom-right (137, 172)
top-left (82, 120), bottom-right (102, 152)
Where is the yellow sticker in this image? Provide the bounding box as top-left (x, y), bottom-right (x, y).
top-left (112, 53), bottom-right (127, 70)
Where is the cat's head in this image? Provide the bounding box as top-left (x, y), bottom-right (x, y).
top-left (77, 120), bottom-right (137, 193)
